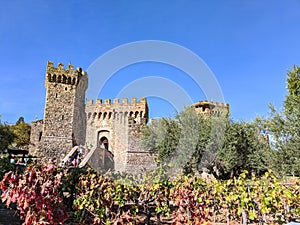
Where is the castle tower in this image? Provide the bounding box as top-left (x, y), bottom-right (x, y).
top-left (192, 100), bottom-right (230, 118)
top-left (39, 61), bottom-right (88, 160)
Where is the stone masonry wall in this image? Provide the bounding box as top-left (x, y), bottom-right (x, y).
top-left (125, 152), bottom-right (157, 174)
top-left (72, 71), bottom-right (88, 147)
top-left (34, 62), bottom-right (88, 161)
top-left (85, 97), bottom-right (153, 172)
top-left (29, 119), bottom-right (43, 156)
top-left (30, 61), bottom-right (156, 173)
top-left (192, 100), bottom-right (230, 118)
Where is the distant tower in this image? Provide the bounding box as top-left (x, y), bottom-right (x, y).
top-left (40, 61), bottom-right (88, 159)
top-left (192, 100), bottom-right (230, 118)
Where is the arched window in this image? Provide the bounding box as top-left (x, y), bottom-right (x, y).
top-left (38, 131), bottom-right (42, 141)
top-left (57, 75), bottom-right (62, 83)
top-left (67, 77), bottom-right (71, 84)
top-left (62, 75), bottom-right (67, 83)
top-left (135, 111), bottom-right (139, 118)
top-left (53, 74), bottom-right (56, 82)
top-left (129, 111), bottom-right (134, 118)
top-left (124, 112), bottom-right (128, 124)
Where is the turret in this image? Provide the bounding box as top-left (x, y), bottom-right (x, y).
top-left (192, 100), bottom-right (230, 118)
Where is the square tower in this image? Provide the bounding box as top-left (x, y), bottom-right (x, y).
top-left (37, 62), bottom-right (88, 160)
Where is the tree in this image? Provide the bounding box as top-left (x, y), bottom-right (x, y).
top-left (142, 117), bottom-right (180, 164)
top-left (16, 116), bottom-right (25, 125)
top-left (141, 107), bottom-right (227, 175)
top-left (12, 117), bottom-right (31, 148)
top-left (214, 121), bottom-right (273, 179)
top-left (281, 66), bottom-right (300, 175)
top-left (0, 116), bottom-right (15, 153)
top-left (278, 66), bottom-right (300, 176)
top-left (142, 107), bottom-right (272, 179)
top-left (258, 66), bottom-right (300, 176)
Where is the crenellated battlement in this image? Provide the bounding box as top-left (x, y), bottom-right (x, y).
top-left (87, 97), bottom-right (147, 106)
top-left (192, 100), bottom-right (229, 108)
top-left (46, 61), bottom-right (88, 86)
top-left (86, 97), bottom-right (148, 124)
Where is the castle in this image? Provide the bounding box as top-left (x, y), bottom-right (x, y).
top-left (30, 62), bottom-right (157, 173)
top-left (30, 62), bottom-right (229, 174)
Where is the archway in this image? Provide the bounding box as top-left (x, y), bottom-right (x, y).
top-left (97, 132), bottom-right (114, 171)
top-left (99, 136), bottom-right (109, 150)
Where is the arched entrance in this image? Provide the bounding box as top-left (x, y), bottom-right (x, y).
top-left (97, 131), bottom-right (114, 171)
top-left (99, 136), bottom-right (109, 150)
top-left (97, 130), bottom-right (110, 151)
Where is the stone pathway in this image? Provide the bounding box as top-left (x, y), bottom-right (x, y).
top-left (0, 202), bottom-right (22, 225)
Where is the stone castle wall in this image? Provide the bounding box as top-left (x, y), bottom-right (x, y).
top-left (30, 62), bottom-right (231, 174)
top-left (29, 120), bottom-right (43, 157)
top-left (85, 97), bottom-right (151, 172)
top-left (72, 70), bottom-right (88, 147)
top-left (30, 61), bottom-right (158, 173)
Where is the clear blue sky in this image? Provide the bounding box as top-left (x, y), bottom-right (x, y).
top-left (0, 1), bottom-right (299, 124)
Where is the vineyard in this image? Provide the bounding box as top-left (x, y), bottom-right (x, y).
top-left (1, 165), bottom-right (299, 225)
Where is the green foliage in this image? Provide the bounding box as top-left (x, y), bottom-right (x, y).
top-left (200, 114), bottom-right (227, 173)
top-left (210, 171), bottom-right (300, 224)
top-left (281, 65), bottom-right (300, 176)
top-left (16, 116), bottom-right (25, 125)
top-left (0, 116), bottom-right (31, 153)
top-left (73, 169), bottom-right (211, 225)
top-left (216, 121), bottom-right (273, 179)
top-left (142, 107), bottom-right (216, 175)
top-left (1, 165), bottom-right (299, 224)
top-left (142, 117), bottom-right (180, 163)
top-left (72, 170), bottom-right (300, 224)
top-left (0, 122), bottom-right (15, 153)
top-left (258, 66), bottom-right (300, 176)
top-left (73, 169), bottom-right (141, 224)
top-left (0, 116), bottom-right (15, 178)
top-left (11, 117), bottom-right (31, 148)
top-left (142, 107), bottom-right (271, 179)
top-left (172, 107), bottom-right (201, 170)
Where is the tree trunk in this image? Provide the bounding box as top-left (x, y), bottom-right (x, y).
top-left (242, 210), bottom-right (248, 225)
